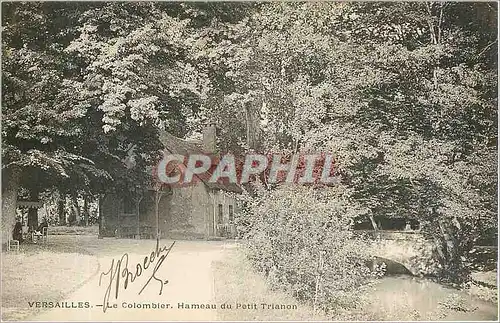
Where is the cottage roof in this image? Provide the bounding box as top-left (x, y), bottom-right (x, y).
top-left (159, 131), bottom-right (242, 194)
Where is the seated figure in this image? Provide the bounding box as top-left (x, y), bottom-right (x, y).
top-left (36, 219), bottom-right (48, 233)
top-left (32, 218), bottom-right (48, 243)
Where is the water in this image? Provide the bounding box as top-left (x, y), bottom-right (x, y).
top-left (362, 275), bottom-right (498, 321)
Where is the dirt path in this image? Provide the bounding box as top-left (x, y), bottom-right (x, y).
top-left (30, 238), bottom-right (234, 321)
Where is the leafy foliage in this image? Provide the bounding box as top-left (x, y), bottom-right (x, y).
top-left (1, 2), bottom-right (210, 197)
top-left (238, 183), bottom-right (373, 313)
top-left (209, 1), bottom-right (497, 285)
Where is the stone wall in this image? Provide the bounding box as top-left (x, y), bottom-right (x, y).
top-left (161, 183), bottom-right (212, 237)
top-left (161, 186), bottom-right (237, 238)
top-left (101, 185), bottom-right (238, 239)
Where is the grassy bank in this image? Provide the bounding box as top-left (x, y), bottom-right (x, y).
top-left (358, 276), bottom-right (498, 321)
top-left (47, 225), bottom-right (99, 236)
top-left (1, 239), bottom-right (99, 321)
top-left (468, 270), bottom-right (498, 303)
top-left (213, 246), bottom-right (498, 321)
top-left (212, 248), bottom-right (328, 321)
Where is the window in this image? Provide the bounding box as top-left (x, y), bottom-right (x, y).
top-left (218, 204), bottom-right (223, 224)
top-left (228, 205), bottom-right (234, 222)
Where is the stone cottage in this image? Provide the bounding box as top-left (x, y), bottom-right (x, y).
top-left (99, 126), bottom-right (242, 239)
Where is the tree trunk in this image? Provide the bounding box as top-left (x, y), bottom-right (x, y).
top-left (27, 189), bottom-right (40, 230)
top-left (244, 101), bottom-right (261, 151)
top-left (98, 195), bottom-right (103, 238)
top-left (27, 208), bottom-right (38, 230)
top-left (58, 193), bottom-right (66, 225)
top-left (424, 2), bottom-right (445, 89)
top-left (368, 213), bottom-right (381, 240)
top-left (369, 214), bottom-right (379, 231)
top-left (433, 218), bottom-right (470, 285)
top-left (1, 166), bottom-right (21, 248)
top-left (68, 192), bottom-right (80, 225)
top-left (83, 195), bottom-right (90, 226)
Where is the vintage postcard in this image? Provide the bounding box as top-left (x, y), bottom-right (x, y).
top-left (1, 1), bottom-right (498, 322)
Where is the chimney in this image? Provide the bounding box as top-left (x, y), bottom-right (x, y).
top-left (202, 124), bottom-right (216, 153)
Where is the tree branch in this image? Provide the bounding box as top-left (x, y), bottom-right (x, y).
top-left (477, 38), bottom-right (498, 58)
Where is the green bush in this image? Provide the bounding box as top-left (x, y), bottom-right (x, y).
top-left (237, 183), bottom-right (373, 314)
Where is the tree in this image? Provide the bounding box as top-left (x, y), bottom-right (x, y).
top-left (295, 2), bottom-right (497, 284)
top-left (2, 2), bottom-right (94, 241)
top-left (195, 1), bottom-right (497, 284)
top-left (1, 2), bottom-right (216, 241)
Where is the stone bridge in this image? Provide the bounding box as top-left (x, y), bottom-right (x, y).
top-left (356, 230), bottom-right (436, 276)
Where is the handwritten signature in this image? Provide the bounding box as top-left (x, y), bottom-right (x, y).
top-left (98, 238), bottom-right (176, 312)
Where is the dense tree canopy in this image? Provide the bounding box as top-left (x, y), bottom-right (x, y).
top-left (2, 1), bottom-right (497, 283)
